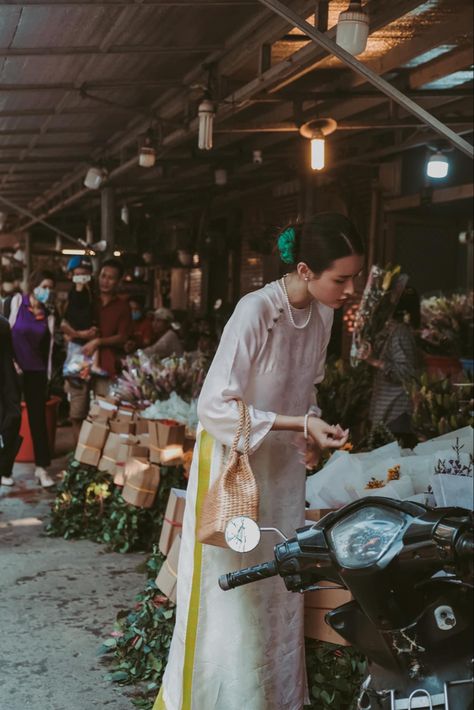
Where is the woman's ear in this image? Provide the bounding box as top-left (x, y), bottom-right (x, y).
top-left (296, 262), bottom-right (313, 282)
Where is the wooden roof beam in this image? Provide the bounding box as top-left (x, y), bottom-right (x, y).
top-left (0, 45), bottom-right (222, 57)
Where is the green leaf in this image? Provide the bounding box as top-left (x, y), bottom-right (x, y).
top-left (107, 670), bottom-right (130, 682)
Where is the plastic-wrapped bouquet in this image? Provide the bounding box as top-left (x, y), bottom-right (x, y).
top-left (141, 392), bottom-right (199, 433)
top-left (431, 438), bottom-right (473, 509)
top-left (420, 292), bottom-right (473, 357)
top-left (351, 265), bottom-right (408, 364)
top-left (112, 352), bottom-right (206, 408)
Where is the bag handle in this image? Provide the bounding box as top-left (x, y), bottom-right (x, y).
top-left (229, 400), bottom-right (251, 457)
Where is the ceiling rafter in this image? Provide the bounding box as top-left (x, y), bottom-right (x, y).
top-left (24, 0), bottom-right (421, 220)
top-left (0, 44), bottom-right (222, 57)
top-left (9, 0), bottom-right (473, 229)
top-left (3, 1), bottom-right (258, 5)
top-left (22, 0), bottom-right (316, 210)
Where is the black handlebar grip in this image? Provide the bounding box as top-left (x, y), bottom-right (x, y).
top-left (219, 560), bottom-right (278, 591)
top-left (455, 533), bottom-right (474, 559)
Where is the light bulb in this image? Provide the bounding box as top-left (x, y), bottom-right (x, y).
top-left (336, 1), bottom-right (369, 56)
top-left (84, 166), bottom-right (106, 190)
top-left (426, 152), bottom-right (449, 179)
top-left (120, 204), bottom-right (130, 225)
top-left (198, 99), bottom-right (215, 151)
top-left (139, 146), bottom-right (156, 168)
top-left (311, 138), bottom-right (325, 170)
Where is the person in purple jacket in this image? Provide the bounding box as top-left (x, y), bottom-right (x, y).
top-left (9, 270), bottom-right (56, 488)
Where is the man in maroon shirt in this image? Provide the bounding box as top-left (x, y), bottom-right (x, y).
top-left (66, 259), bottom-right (132, 439)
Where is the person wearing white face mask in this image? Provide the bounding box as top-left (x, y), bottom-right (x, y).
top-left (8, 270), bottom-right (56, 488)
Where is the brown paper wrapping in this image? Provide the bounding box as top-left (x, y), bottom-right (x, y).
top-left (149, 444), bottom-right (184, 466)
top-left (77, 419), bottom-right (109, 450)
top-left (155, 534), bottom-right (181, 604)
top-left (98, 455), bottom-right (117, 475)
top-left (304, 581), bottom-right (352, 645)
top-left (159, 488), bottom-right (186, 556)
top-left (135, 416), bottom-right (150, 436)
top-left (110, 419), bottom-right (136, 435)
top-left (305, 509), bottom-right (335, 523)
top-left (121, 458), bottom-right (160, 508)
top-left (102, 432), bottom-right (123, 460)
top-left (74, 443), bottom-right (101, 467)
top-left (89, 397), bottom-right (118, 421)
top-left (148, 421), bottom-right (186, 449)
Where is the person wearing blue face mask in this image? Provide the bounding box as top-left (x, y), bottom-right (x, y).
top-left (8, 270), bottom-right (56, 488)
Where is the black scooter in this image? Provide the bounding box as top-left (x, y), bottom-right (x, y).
top-left (219, 498), bottom-right (474, 709)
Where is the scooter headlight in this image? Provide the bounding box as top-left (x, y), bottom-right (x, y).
top-left (328, 505), bottom-right (407, 569)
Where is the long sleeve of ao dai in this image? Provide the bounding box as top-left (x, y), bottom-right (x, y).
top-left (197, 281), bottom-right (334, 453)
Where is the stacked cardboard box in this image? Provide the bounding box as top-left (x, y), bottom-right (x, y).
top-left (122, 457), bottom-right (161, 508)
top-left (148, 420), bottom-right (185, 465)
top-left (155, 533), bottom-right (181, 604)
top-left (159, 488), bottom-right (186, 555)
top-left (74, 409), bottom-right (111, 466)
top-left (75, 398), bottom-right (189, 509)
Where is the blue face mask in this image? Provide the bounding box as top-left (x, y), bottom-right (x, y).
top-left (131, 311), bottom-right (143, 321)
top-left (34, 286), bottom-right (51, 304)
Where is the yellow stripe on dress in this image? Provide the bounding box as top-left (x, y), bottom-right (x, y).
top-left (153, 686), bottom-right (167, 710)
top-left (152, 430), bottom-right (214, 710)
top-left (182, 430), bottom-right (214, 709)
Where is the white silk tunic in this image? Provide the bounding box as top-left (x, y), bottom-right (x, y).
top-left (156, 280), bottom-right (333, 710)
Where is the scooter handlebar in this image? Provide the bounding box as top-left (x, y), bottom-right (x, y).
top-left (455, 532), bottom-right (474, 559)
top-left (219, 560), bottom-right (278, 591)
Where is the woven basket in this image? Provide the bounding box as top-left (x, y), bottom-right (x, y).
top-left (197, 400), bottom-right (259, 548)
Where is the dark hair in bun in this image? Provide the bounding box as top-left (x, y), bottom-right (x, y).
top-left (277, 212), bottom-right (364, 274)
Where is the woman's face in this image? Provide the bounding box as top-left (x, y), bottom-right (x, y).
top-left (39, 278), bottom-right (55, 292)
top-left (303, 254), bottom-right (364, 309)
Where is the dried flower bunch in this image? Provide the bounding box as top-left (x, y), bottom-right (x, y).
top-left (420, 292), bottom-right (473, 357)
top-left (112, 352), bottom-right (207, 407)
top-left (435, 439), bottom-right (473, 477)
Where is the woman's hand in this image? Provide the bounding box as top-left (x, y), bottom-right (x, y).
top-left (82, 338), bottom-right (100, 357)
top-left (307, 417), bottom-right (349, 451)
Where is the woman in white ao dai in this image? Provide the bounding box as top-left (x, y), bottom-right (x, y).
top-left (155, 213), bottom-right (365, 710)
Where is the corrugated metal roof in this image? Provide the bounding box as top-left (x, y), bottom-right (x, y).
top-left (0, 0), bottom-right (471, 228)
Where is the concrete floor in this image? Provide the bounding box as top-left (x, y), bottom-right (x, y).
top-left (0, 427), bottom-right (146, 710)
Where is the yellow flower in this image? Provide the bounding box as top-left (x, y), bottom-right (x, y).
top-left (86, 482), bottom-right (111, 502)
top-left (382, 265), bottom-right (401, 291)
top-left (365, 477), bottom-right (385, 489)
top-left (387, 464), bottom-right (401, 482)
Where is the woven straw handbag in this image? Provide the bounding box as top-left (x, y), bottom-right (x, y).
top-left (197, 400), bottom-right (259, 548)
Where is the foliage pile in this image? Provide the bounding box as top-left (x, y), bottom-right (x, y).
top-left (47, 459), bottom-right (186, 553)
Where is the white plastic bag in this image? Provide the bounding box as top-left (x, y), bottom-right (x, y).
top-left (63, 341), bottom-right (92, 381)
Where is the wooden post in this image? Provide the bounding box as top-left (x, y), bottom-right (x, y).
top-left (101, 186), bottom-right (115, 256)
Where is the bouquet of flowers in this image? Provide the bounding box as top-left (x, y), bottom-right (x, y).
top-left (351, 265), bottom-right (408, 364)
top-left (112, 352), bottom-right (207, 408)
top-left (420, 292), bottom-right (473, 357)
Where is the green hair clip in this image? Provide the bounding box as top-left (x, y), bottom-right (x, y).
top-left (277, 226), bottom-right (296, 264)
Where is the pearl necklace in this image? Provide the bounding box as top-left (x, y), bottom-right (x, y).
top-left (280, 276), bottom-right (313, 330)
